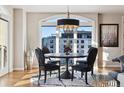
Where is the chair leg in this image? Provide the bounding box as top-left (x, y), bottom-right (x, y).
top-left (91, 69), bottom-right (93, 75)
top-left (71, 69), bottom-right (74, 81)
top-left (76, 62), bottom-right (77, 72)
top-left (50, 71), bottom-right (52, 77)
top-left (44, 70), bottom-right (47, 83)
top-left (59, 61), bottom-right (61, 67)
top-left (81, 71), bottom-right (84, 78)
top-left (58, 68), bottom-right (61, 81)
top-left (38, 69), bottom-right (41, 85)
top-left (85, 71), bottom-right (88, 84)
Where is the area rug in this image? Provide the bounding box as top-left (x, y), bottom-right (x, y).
top-left (31, 71), bottom-right (118, 87)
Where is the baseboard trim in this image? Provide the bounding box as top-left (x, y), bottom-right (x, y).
top-left (105, 65), bottom-right (120, 68)
top-left (13, 68), bottom-right (24, 71)
top-left (32, 65), bottom-right (38, 68)
top-left (98, 65), bottom-right (120, 68)
top-left (9, 69), bottom-right (13, 73)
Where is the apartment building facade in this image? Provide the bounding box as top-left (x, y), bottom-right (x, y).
top-left (42, 31), bottom-right (91, 54)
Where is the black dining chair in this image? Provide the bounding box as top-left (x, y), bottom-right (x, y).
top-left (35, 48), bottom-right (61, 84)
top-left (76, 47), bottom-right (95, 75)
top-left (41, 47), bottom-right (61, 76)
top-left (71, 47), bottom-right (98, 84)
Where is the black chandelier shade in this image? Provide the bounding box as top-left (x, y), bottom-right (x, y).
top-left (57, 19), bottom-right (79, 26)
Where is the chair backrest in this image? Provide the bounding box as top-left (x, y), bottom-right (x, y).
top-left (35, 48), bottom-right (45, 67)
top-left (87, 47), bottom-right (94, 53)
top-left (87, 47), bottom-right (98, 69)
top-left (42, 47), bottom-right (50, 54)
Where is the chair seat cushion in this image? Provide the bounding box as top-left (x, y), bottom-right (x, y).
top-left (76, 60), bottom-right (87, 64)
top-left (72, 64), bottom-right (91, 72)
top-left (44, 64), bottom-right (60, 71)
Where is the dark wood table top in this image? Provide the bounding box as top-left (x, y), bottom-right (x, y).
top-left (45, 53), bottom-right (87, 58)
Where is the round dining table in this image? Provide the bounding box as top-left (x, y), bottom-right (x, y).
top-left (45, 53), bottom-right (87, 79)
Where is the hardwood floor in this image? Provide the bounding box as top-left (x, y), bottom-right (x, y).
top-left (0, 68), bottom-right (39, 87)
top-left (0, 67), bottom-right (120, 87)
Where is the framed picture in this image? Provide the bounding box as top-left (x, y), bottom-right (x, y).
top-left (100, 24), bottom-right (119, 47)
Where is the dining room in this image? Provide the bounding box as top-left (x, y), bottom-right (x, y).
top-left (0, 5), bottom-right (124, 87)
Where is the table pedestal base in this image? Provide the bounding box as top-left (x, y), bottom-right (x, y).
top-left (60, 70), bottom-right (72, 79)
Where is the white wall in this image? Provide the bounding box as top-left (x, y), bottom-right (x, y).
top-left (98, 14), bottom-right (124, 67)
top-left (13, 9), bottom-right (27, 70)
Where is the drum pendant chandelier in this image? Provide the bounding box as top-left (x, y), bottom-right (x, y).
top-left (57, 6), bottom-right (79, 33)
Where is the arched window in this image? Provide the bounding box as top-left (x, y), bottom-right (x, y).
top-left (40, 15), bottom-right (94, 65)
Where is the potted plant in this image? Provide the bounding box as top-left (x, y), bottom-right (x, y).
top-left (64, 41), bottom-right (72, 55)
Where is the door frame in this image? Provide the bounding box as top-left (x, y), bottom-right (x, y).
top-left (0, 17), bottom-right (9, 77)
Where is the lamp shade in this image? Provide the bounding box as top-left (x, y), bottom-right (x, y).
top-left (57, 19), bottom-right (79, 32)
top-left (57, 19), bottom-right (79, 26)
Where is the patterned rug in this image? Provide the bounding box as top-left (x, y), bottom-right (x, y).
top-left (31, 71), bottom-right (118, 87)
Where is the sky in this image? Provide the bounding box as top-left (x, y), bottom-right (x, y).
top-left (41, 26), bottom-right (92, 38)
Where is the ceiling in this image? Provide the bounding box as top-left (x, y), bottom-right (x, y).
top-left (10, 5), bottom-right (124, 14)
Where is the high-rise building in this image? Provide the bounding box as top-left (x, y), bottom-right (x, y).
top-left (42, 31), bottom-right (91, 54)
